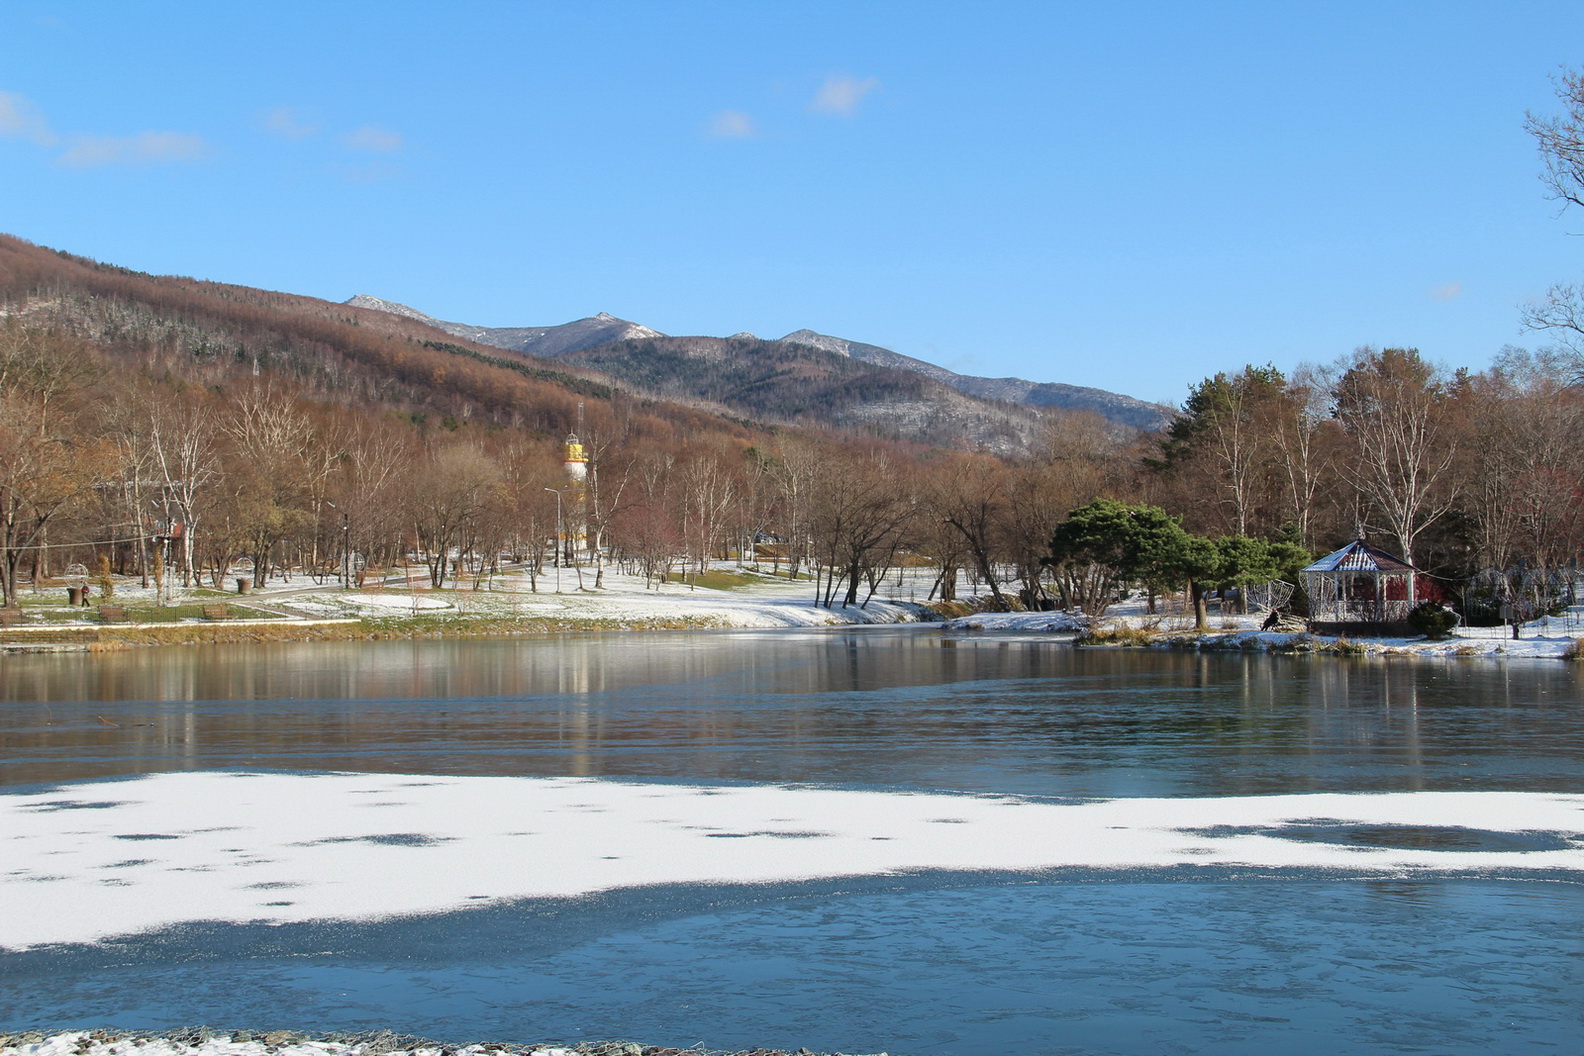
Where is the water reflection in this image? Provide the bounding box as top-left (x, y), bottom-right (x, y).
top-left (2, 629), bottom-right (1580, 797)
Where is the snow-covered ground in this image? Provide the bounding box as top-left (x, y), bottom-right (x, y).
top-left (284, 566), bottom-right (934, 629)
top-left (9, 566), bottom-right (1583, 658)
top-left (0, 1036), bottom-right (598, 1056)
top-left (943, 597), bottom-right (1584, 659)
top-left (938, 609), bottom-right (1087, 633)
top-left (0, 1033), bottom-right (840, 1056)
top-left (11, 565), bottom-right (939, 632)
top-left (5, 771), bottom-right (1581, 953)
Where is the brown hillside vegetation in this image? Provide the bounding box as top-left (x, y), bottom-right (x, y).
top-left (0, 234), bottom-right (1144, 613)
top-left (0, 234), bottom-right (757, 449)
top-left (561, 334), bottom-right (1046, 453)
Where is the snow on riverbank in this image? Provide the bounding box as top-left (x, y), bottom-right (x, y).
top-left (941, 599), bottom-right (1584, 659)
top-left (11, 562), bottom-right (1583, 656)
top-left (939, 610), bottom-right (1087, 633)
top-left (0, 1035), bottom-right (586, 1056)
top-left (1159, 607), bottom-right (1584, 659)
top-left (0, 1031), bottom-right (872, 1056)
top-left (1191, 624), bottom-right (1582, 658)
top-left (5, 772), bottom-right (1581, 952)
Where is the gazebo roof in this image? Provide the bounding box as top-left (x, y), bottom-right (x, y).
top-left (1302, 539), bottom-right (1415, 574)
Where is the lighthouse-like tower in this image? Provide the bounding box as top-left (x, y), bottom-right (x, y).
top-left (562, 432), bottom-right (588, 482)
top-left (560, 429), bottom-right (589, 550)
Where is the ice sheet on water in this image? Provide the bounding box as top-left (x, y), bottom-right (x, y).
top-left (3, 771), bottom-right (1581, 950)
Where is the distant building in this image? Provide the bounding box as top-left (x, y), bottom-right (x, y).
top-left (1302, 539), bottom-right (1419, 634)
top-left (563, 433), bottom-right (588, 482)
top-left (560, 433), bottom-right (589, 549)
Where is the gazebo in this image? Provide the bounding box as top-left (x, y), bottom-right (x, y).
top-left (1302, 539), bottom-right (1419, 634)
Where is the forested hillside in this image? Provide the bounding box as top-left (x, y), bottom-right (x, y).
top-left (0, 235), bottom-right (676, 440)
top-left (0, 234), bottom-right (1133, 611)
top-left (343, 295), bottom-right (1173, 434)
top-left (560, 334), bottom-right (1046, 453)
top-left (0, 233), bottom-right (1579, 622)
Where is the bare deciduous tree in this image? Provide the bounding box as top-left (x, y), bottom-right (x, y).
top-left (1523, 67), bottom-right (1584, 374)
top-left (926, 453), bottom-right (1012, 610)
top-left (1333, 347), bottom-right (1461, 565)
top-left (0, 395), bottom-right (109, 604)
top-left (808, 447), bottom-right (913, 608)
top-left (412, 442), bottom-right (501, 588)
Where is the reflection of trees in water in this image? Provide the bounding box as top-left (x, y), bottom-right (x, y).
top-left (2, 638), bottom-right (1580, 796)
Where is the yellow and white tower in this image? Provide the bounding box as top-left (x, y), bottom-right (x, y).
top-left (561, 432), bottom-right (589, 548)
top-left (562, 432), bottom-right (588, 483)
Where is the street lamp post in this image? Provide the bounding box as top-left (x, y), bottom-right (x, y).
top-left (326, 501), bottom-right (351, 588)
top-left (544, 487), bottom-right (563, 593)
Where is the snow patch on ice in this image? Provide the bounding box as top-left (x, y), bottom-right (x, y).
top-left (3, 772), bottom-right (1580, 951)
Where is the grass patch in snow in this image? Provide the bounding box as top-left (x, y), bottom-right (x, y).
top-left (676, 569), bottom-right (760, 591)
top-left (8, 600), bottom-right (281, 625)
top-left (1077, 624), bottom-right (1160, 647)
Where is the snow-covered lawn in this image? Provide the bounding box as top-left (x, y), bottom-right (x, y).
top-left (277, 566), bottom-right (936, 629)
top-left (4, 565), bottom-right (939, 633)
top-left (4, 771), bottom-right (1581, 952)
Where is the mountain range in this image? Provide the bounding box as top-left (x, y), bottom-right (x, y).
top-left (0, 232), bottom-right (1160, 465)
top-left (343, 296), bottom-right (1170, 433)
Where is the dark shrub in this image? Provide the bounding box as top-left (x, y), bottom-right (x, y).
top-left (1407, 600), bottom-right (1459, 639)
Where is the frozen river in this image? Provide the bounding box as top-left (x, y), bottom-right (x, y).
top-left (2, 628), bottom-right (1581, 1054)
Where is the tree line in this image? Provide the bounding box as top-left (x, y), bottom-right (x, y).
top-left (2, 309), bottom-right (1578, 621)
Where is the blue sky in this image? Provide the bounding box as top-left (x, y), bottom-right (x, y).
top-left (3, 2), bottom-right (1583, 404)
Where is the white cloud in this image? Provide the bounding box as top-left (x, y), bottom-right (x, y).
top-left (708, 109), bottom-right (757, 139)
top-left (809, 74), bottom-right (879, 117)
top-left (344, 125), bottom-right (403, 152)
top-left (0, 91), bottom-right (56, 146)
top-left (1430, 281), bottom-right (1464, 302)
top-left (263, 106), bottom-right (318, 140)
top-left (56, 131), bottom-right (207, 167)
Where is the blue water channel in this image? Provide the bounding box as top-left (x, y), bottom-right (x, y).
top-left (2, 629), bottom-right (1581, 1054)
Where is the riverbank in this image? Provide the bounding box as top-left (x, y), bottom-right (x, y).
top-left (0, 1030), bottom-right (883, 1056)
top-left (4, 567), bottom-right (1580, 659)
top-left (0, 566), bottom-right (942, 650)
top-left (941, 601), bottom-right (1584, 659)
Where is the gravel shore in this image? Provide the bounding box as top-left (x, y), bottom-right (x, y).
top-left (0, 1031), bottom-right (886, 1056)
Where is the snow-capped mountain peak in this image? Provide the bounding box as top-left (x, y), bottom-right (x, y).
top-left (344, 294), bottom-right (440, 325)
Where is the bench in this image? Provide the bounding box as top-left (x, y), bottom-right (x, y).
top-left (98, 605), bottom-right (129, 623)
top-left (202, 604), bottom-right (230, 620)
